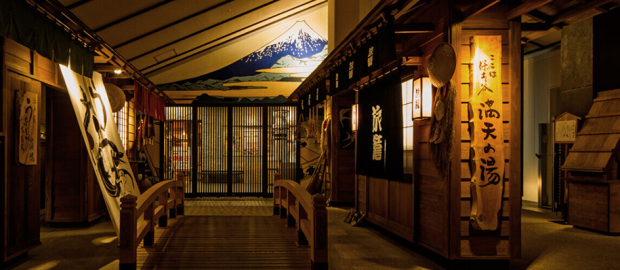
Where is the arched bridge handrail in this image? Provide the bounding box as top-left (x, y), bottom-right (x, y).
top-left (273, 179), bottom-right (328, 270)
top-left (119, 174), bottom-right (185, 269)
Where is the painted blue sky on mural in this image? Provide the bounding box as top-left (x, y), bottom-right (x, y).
top-left (159, 21), bottom-right (327, 91)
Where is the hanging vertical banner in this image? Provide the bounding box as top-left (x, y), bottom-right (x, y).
top-left (355, 71), bottom-right (403, 180)
top-left (469, 35), bottom-right (504, 231)
top-left (60, 65), bottom-right (141, 237)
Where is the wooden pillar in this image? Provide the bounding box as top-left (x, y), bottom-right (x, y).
top-left (280, 187), bottom-right (288, 219)
top-left (311, 194), bottom-right (328, 270)
top-left (169, 181), bottom-right (177, 219)
top-left (119, 195), bottom-right (137, 269)
top-left (287, 192), bottom-right (297, 228)
top-left (143, 203), bottom-right (154, 247)
top-left (176, 172), bottom-right (185, 215)
top-left (273, 186), bottom-right (280, 215)
top-left (297, 201), bottom-right (309, 246)
top-left (159, 191), bottom-right (168, 228)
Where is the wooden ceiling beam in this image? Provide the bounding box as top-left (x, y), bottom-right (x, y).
top-left (126, 0), bottom-right (284, 61)
top-left (461, 0), bottom-right (500, 22)
top-left (506, 0), bottom-right (553, 20)
top-left (94, 63), bottom-right (118, 73)
top-left (551, 0), bottom-right (614, 25)
top-left (93, 0), bottom-right (174, 33)
top-left (65, 0), bottom-right (93, 10)
top-left (402, 56), bottom-right (423, 66)
top-left (103, 78), bottom-right (134, 86)
top-left (141, 0), bottom-right (327, 76)
top-left (524, 9), bottom-right (551, 23)
top-left (112, 0), bottom-right (235, 49)
top-left (521, 23), bottom-right (553, 31)
top-left (395, 22), bottom-right (434, 34)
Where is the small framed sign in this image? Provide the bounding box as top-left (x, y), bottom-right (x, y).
top-left (555, 120), bottom-right (577, 143)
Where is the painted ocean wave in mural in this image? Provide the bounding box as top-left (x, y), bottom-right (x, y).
top-left (159, 21), bottom-right (327, 94)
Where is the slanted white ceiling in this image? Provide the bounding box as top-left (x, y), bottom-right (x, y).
top-left (58, 0), bottom-right (328, 103)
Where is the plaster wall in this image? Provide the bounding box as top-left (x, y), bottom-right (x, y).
top-left (523, 49), bottom-right (561, 203)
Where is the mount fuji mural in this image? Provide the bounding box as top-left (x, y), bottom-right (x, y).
top-left (159, 21), bottom-right (327, 97)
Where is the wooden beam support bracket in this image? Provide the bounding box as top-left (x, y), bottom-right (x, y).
top-left (506, 0), bottom-right (553, 20)
top-left (395, 22), bottom-right (435, 34)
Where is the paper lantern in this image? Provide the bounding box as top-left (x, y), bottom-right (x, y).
top-left (412, 77), bottom-right (432, 119)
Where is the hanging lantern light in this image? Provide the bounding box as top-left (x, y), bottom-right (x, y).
top-left (412, 77), bottom-right (432, 119)
top-left (351, 104), bottom-right (358, 132)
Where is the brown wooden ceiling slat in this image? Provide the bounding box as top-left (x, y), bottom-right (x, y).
top-left (112, 0), bottom-right (234, 49)
top-left (65, 0), bottom-right (93, 10)
top-left (93, 0), bottom-right (174, 33)
top-left (140, 0), bottom-right (326, 76)
top-left (126, 0), bottom-right (279, 62)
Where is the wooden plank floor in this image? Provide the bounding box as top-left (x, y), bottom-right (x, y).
top-left (137, 216), bottom-right (310, 269)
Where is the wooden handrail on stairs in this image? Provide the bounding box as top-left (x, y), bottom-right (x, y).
top-left (273, 179), bottom-right (328, 270)
top-left (119, 173), bottom-right (185, 269)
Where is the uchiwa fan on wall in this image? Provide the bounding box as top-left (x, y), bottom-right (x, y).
top-left (427, 43), bottom-right (457, 180)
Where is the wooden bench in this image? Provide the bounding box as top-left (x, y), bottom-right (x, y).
top-left (119, 174), bottom-right (185, 269)
top-left (273, 179), bottom-right (328, 270)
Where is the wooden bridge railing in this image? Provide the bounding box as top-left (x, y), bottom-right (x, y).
top-left (119, 174), bottom-right (185, 269)
top-left (273, 179), bottom-right (328, 270)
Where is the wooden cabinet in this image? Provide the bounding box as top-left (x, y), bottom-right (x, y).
top-left (45, 90), bottom-right (106, 223)
top-left (568, 179), bottom-right (620, 233)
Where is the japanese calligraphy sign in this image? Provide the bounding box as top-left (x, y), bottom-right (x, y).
top-left (469, 36), bottom-right (504, 231)
top-left (355, 71), bottom-right (403, 180)
top-left (16, 90), bottom-right (38, 165)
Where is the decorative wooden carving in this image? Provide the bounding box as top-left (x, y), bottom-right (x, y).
top-left (469, 35), bottom-right (505, 230)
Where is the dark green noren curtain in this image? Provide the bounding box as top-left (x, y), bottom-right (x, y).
top-left (1, 0), bottom-right (93, 77)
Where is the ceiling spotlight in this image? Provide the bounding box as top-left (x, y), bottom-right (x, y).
top-left (114, 69), bottom-right (122, 74)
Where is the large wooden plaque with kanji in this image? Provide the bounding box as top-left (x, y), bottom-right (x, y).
top-left (469, 35), bottom-right (504, 230)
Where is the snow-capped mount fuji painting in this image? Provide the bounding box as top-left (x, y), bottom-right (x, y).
top-left (159, 20), bottom-right (328, 97)
top-left (244, 21), bottom-right (326, 62)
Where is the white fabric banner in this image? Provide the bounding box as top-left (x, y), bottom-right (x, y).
top-left (60, 65), bottom-right (141, 237)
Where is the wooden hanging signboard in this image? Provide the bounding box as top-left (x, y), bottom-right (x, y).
top-left (469, 35), bottom-right (504, 230)
top-left (16, 90), bottom-right (38, 165)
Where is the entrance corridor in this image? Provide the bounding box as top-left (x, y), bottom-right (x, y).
top-left (5, 199), bottom-right (620, 269)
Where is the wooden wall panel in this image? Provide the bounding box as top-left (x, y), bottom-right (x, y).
top-left (48, 90), bottom-right (83, 221)
top-left (368, 176), bottom-right (388, 224)
top-left (4, 38), bottom-right (32, 76)
top-left (331, 95), bottom-right (356, 203)
top-left (4, 71), bottom-right (41, 260)
top-left (388, 180), bottom-right (413, 240)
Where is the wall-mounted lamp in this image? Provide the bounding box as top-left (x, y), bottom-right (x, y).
top-left (412, 77), bottom-right (432, 119)
top-left (352, 104), bottom-right (358, 131)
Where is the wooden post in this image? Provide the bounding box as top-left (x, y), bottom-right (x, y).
top-left (176, 173), bottom-right (185, 215)
top-left (297, 201), bottom-right (308, 246)
top-left (273, 186), bottom-right (280, 215)
top-left (287, 192), bottom-right (296, 228)
top-left (143, 203), bottom-right (154, 247)
top-left (280, 187), bottom-right (287, 219)
top-left (274, 175), bottom-right (281, 215)
top-left (119, 195), bottom-right (137, 269)
top-left (159, 191), bottom-right (168, 228)
top-left (169, 182), bottom-right (177, 219)
top-left (311, 194), bottom-right (328, 270)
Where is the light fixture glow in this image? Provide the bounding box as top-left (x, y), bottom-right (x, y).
top-left (412, 77), bottom-right (432, 119)
top-left (114, 69), bottom-right (122, 74)
top-left (351, 104), bottom-right (358, 132)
